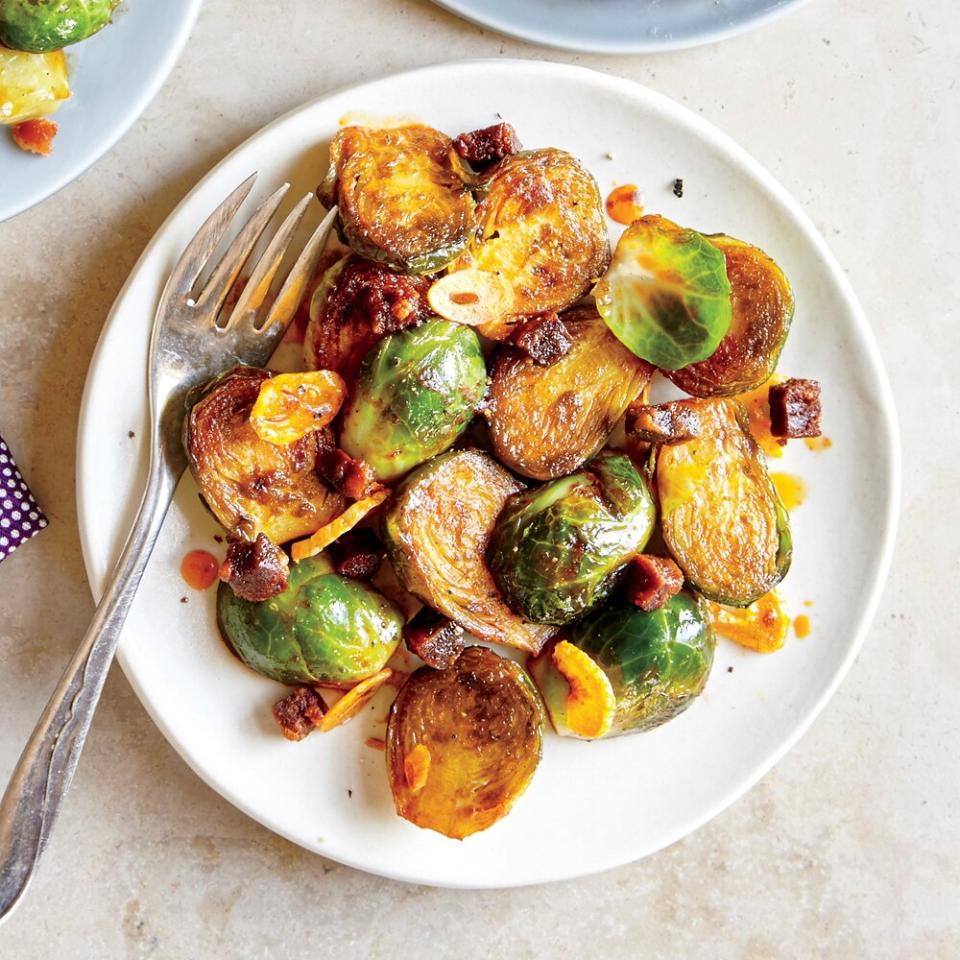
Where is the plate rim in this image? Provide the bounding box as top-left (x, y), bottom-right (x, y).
top-left (0, 0), bottom-right (203, 223)
top-left (428, 0), bottom-right (811, 54)
top-left (75, 58), bottom-right (901, 888)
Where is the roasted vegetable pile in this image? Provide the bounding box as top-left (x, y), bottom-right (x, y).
top-left (187, 118), bottom-right (821, 839)
top-left (1, 0), bottom-right (121, 154)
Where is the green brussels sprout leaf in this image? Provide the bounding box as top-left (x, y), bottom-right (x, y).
top-left (217, 554), bottom-right (403, 686)
top-left (340, 319), bottom-right (487, 482)
top-left (488, 452), bottom-right (656, 625)
top-left (529, 592), bottom-right (715, 737)
top-left (594, 214), bottom-right (732, 371)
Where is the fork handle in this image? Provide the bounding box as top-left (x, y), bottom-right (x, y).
top-left (0, 456), bottom-right (177, 923)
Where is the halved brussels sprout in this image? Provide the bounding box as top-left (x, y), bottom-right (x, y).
top-left (184, 366), bottom-right (344, 543)
top-left (667, 234), bottom-right (794, 397)
top-left (303, 254), bottom-right (432, 382)
top-left (655, 398), bottom-right (791, 606)
top-left (319, 124), bottom-right (475, 274)
top-left (383, 449), bottom-right (556, 654)
top-left (0, 47), bottom-right (69, 124)
top-left (529, 592), bottom-right (715, 737)
top-left (0, 0), bottom-right (117, 52)
top-left (386, 646), bottom-right (543, 838)
top-left (339, 318), bottom-right (487, 482)
top-left (486, 306), bottom-right (653, 480)
top-left (594, 215), bottom-right (733, 370)
top-left (488, 452), bottom-right (656, 625)
top-left (217, 554), bottom-right (403, 686)
top-left (448, 148), bottom-right (610, 340)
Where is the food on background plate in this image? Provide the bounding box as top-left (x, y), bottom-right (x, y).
top-left (181, 116), bottom-right (821, 839)
top-left (0, 1), bottom-right (121, 154)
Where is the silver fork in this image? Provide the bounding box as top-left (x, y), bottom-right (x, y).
top-left (0, 176), bottom-right (338, 922)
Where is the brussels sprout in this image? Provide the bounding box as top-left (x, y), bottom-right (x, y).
top-left (655, 398), bottom-right (791, 606)
top-left (448, 149), bottom-right (611, 340)
top-left (486, 306), bottom-right (653, 480)
top-left (0, 0), bottom-right (117, 52)
top-left (184, 366), bottom-right (344, 543)
top-left (319, 124), bottom-right (475, 274)
top-left (594, 215), bottom-right (733, 370)
top-left (383, 450), bottom-right (556, 654)
top-left (386, 646), bottom-right (543, 838)
top-left (488, 453), bottom-right (656, 625)
top-left (667, 234), bottom-right (794, 397)
top-left (217, 554), bottom-right (403, 686)
top-left (529, 592), bottom-right (715, 737)
top-left (0, 47), bottom-right (68, 124)
top-left (339, 319), bottom-right (487, 482)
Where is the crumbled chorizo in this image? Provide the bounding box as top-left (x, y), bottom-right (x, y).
top-left (511, 312), bottom-right (572, 366)
top-left (452, 122), bottom-right (522, 171)
top-left (219, 533), bottom-right (290, 602)
top-left (272, 686), bottom-right (328, 741)
top-left (304, 258), bottom-right (431, 381)
top-left (768, 378), bottom-right (821, 439)
top-left (329, 529), bottom-right (386, 580)
top-left (404, 608), bottom-right (466, 669)
top-left (320, 447), bottom-right (380, 500)
top-left (625, 399), bottom-right (702, 445)
top-left (624, 555), bottom-right (684, 611)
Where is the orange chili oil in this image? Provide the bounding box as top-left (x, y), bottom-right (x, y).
top-left (605, 184), bottom-right (645, 225)
top-left (708, 591), bottom-right (790, 653)
top-left (794, 614), bottom-right (811, 638)
top-left (181, 549), bottom-right (220, 590)
top-left (771, 472), bottom-right (807, 511)
top-left (805, 436), bottom-right (833, 452)
top-left (738, 378), bottom-right (785, 458)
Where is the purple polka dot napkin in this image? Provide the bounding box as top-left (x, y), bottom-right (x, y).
top-left (0, 436), bottom-right (48, 562)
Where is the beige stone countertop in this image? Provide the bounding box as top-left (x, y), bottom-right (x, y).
top-left (1, 0), bottom-right (957, 956)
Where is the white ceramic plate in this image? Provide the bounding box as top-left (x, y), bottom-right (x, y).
top-left (0, 0), bottom-right (201, 222)
top-left (431, 0), bottom-right (808, 53)
top-left (77, 60), bottom-right (899, 888)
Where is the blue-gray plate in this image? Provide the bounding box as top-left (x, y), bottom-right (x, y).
top-left (0, 0), bottom-right (201, 222)
top-left (432, 0), bottom-right (807, 53)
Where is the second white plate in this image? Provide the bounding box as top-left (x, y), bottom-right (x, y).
top-left (77, 60), bottom-right (898, 888)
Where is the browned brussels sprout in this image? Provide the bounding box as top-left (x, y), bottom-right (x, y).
top-left (184, 366), bottom-right (344, 543)
top-left (386, 646), bottom-right (543, 838)
top-left (655, 399), bottom-right (791, 606)
top-left (667, 234), bottom-right (794, 397)
top-left (303, 254), bottom-right (432, 383)
top-left (319, 124), bottom-right (476, 274)
top-left (485, 306), bottom-right (652, 480)
top-left (448, 149), bottom-right (610, 340)
top-left (382, 449), bottom-right (556, 654)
